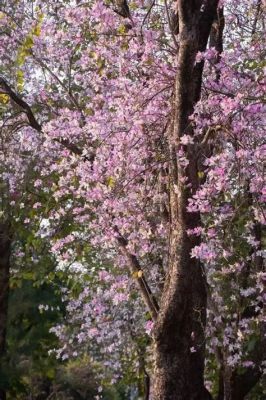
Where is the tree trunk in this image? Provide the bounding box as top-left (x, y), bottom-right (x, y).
top-left (0, 223), bottom-right (11, 400)
top-left (153, 1), bottom-right (219, 398)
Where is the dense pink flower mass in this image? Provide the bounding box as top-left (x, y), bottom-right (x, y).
top-left (0, 0), bottom-right (265, 397)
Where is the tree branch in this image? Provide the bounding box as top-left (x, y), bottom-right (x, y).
top-left (114, 227), bottom-right (159, 321)
top-left (113, 0), bottom-right (131, 19)
top-left (0, 77), bottom-right (94, 162)
top-left (252, 0), bottom-right (262, 36)
top-left (0, 77), bottom-right (42, 132)
top-left (192, 0), bottom-right (220, 102)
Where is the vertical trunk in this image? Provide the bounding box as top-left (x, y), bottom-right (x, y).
top-left (0, 223), bottom-right (11, 400)
top-left (153, 1), bottom-right (219, 399)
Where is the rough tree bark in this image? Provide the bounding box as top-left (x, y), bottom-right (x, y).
top-left (0, 222), bottom-right (11, 400)
top-left (153, 2), bottom-right (219, 399)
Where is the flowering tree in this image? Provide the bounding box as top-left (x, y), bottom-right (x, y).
top-left (0, 0), bottom-right (265, 399)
